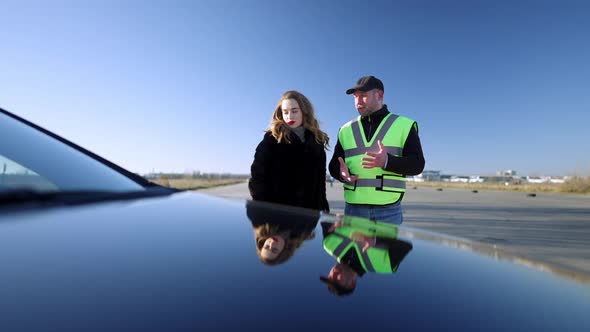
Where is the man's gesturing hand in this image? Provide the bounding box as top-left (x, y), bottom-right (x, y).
top-left (338, 157), bottom-right (359, 183)
top-left (362, 140), bottom-right (387, 169)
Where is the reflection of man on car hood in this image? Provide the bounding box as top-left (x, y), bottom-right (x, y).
top-left (320, 215), bottom-right (412, 296)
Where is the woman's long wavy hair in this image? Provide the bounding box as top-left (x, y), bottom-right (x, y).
top-left (268, 90), bottom-right (329, 148)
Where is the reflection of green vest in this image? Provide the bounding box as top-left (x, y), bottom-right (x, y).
top-left (339, 113), bottom-right (415, 205)
top-left (322, 219), bottom-right (399, 273)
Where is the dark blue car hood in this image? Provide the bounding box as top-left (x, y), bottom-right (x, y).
top-left (1, 191), bottom-right (588, 331)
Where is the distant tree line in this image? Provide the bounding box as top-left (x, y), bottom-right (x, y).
top-left (143, 172), bottom-right (249, 180)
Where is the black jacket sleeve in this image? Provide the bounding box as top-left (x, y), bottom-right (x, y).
top-left (384, 124), bottom-right (425, 176)
top-left (387, 239), bottom-right (413, 270)
top-left (328, 136), bottom-right (346, 183)
top-left (318, 148), bottom-right (330, 212)
top-left (248, 134), bottom-right (272, 201)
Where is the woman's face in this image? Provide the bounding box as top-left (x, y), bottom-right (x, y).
top-left (281, 99), bottom-right (303, 128)
top-left (261, 236), bottom-right (286, 260)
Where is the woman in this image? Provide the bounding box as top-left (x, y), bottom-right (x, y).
top-left (249, 90), bottom-right (330, 212)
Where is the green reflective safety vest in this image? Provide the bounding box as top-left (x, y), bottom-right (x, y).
top-left (338, 113), bottom-right (416, 205)
top-left (322, 217), bottom-right (400, 273)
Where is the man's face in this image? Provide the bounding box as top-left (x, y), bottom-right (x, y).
top-left (354, 89), bottom-right (383, 117)
top-left (328, 264), bottom-right (356, 289)
top-left (281, 98), bottom-right (303, 128)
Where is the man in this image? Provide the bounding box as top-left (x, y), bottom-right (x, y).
top-left (328, 75), bottom-right (425, 224)
top-left (319, 216), bottom-right (413, 296)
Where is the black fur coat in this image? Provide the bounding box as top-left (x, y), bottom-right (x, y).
top-left (249, 129), bottom-right (329, 212)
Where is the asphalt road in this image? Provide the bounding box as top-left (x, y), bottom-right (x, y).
top-left (201, 182), bottom-right (590, 282)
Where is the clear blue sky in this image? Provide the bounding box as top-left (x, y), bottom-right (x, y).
top-left (2, 0), bottom-right (589, 176)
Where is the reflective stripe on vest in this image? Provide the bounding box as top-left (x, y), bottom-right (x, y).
top-left (343, 114), bottom-right (403, 158)
top-left (327, 233), bottom-right (376, 272)
top-left (323, 230), bottom-right (394, 273)
top-left (338, 113), bottom-right (415, 205)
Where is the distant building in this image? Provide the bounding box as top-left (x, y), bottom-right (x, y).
top-left (408, 170), bottom-right (441, 182)
top-left (549, 177), bottom-right (567, 184)
top-left (450, 176), bottom-right (469, 183)
top-left (469, 175), bottom-right (484, 183)
top-left (526, 176), bottom-right (550, 183)
top-left (421, 170), bottom-right (441, 182)
top-left (497, 170), bottom-right (517, 176)
top-left (407, 175), bottom-right (424, 182)
top-left (525, 176), bottom-right (567, 184)
top-left (440, 174), bottom-right (453, 182)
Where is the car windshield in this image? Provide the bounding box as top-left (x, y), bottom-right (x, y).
top-left (0, 111), bottom-right (145, 194)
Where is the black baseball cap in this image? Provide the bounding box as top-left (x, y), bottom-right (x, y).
top-left (345, 75), bottom-right (384, 95)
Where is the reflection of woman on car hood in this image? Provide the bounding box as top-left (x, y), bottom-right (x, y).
top-left (246, 200), bottom-right (320, 266)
